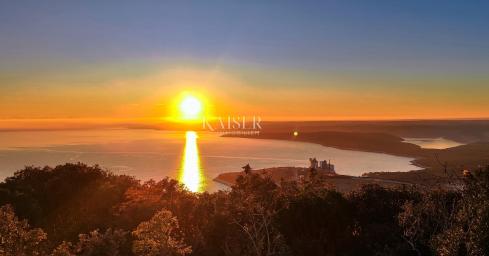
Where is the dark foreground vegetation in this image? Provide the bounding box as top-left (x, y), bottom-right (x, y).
top-left (1, 163), bottom-right (489, 256)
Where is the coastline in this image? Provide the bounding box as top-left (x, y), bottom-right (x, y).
top-left (223, 131), bottom-right (430, 170)
top-left (212, 167), bottom-right (428, 193)
top-left (223, 131), bottom-right (428, 158)
top-left (222, 131), bottom-right (489, 182)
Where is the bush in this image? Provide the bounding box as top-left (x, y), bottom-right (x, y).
top-left (0, 204), bottom-right (47, 256)
top-left (2, 163), bottom-right (489, 256)
top-left (132, 209), bottom-right (191, 256)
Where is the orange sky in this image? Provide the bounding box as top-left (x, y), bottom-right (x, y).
top-left (2, 1), bottom-right (489, 129)
top-left (1, 63), bottom-right (488, 127)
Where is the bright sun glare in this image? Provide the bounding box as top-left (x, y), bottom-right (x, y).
top-left (179, 95), bottom-right (203, 120)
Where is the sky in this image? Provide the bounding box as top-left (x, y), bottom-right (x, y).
top-left (0, 0), bottom-right (488, 125)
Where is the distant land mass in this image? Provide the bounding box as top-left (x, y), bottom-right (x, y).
top-left (223, 120), bottom-right (489, 186)
top-left (253, 120), bottom-right (489, 143)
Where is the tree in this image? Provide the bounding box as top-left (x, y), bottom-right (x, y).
top-left (51, 241), bottom-right (75, 256)
top-left (0, 204), bottom-right (47, 256)
top-left (228, 173), bottom-right (289, 256)
top-left (51, 228), bottom-right (129, 256)
top-left (349, 184), bottom-right (419, 255)
top-left (276, 190), bottom-right (355, 256)
top-left (0, 163), bottom-right (138, 244)
top-left (242, 164), bottom-right (252, 175)
top-left (132, 209), bottom-right (191, 256)
top-left (434, 166), bottom-right (489, 255)
top-left (398, 190), bottom-right (460, 256)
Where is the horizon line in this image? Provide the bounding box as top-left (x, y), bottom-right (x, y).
top-left (1, 117), bottom-right (489, 132)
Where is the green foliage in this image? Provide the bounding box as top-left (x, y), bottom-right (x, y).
top-left (132, 209), bottom-right (191, 256)
top-left (398, 190), bottom-right (460, 255)
top-left (51, 228), bottom-right (129, 256)
top-left (51, 241), bottom-right (75, 256)
top-left (227, 173), bottom-right (289, 256)
top-left (0, 204), bottom-right (47, 256)
top-left (276, 190), bottom-right (354, 256)
top-left (433, 166), bottom-right (489, 256)
top-left (349, 184), bottom-right (419, 255)
top-left (2, 163), bottom-right (489, 256)
top-left (0, 163), bottom-right (137, 244)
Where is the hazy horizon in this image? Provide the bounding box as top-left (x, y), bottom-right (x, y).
top-left (2, 117), bottom-right (489, 132)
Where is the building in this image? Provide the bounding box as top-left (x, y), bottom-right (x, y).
top-left (309, 157), bottom-right (335, 173)
top-left (309, 158), bottom-right (318, 169)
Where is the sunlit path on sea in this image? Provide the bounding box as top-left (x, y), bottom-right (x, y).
top-left (0, 129), bottom-right (421, 192)
top-left (179, 131), bottom-right (205, 192)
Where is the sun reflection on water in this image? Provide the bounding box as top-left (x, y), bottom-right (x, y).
top-left (179, 131), bottom-right (204, 192)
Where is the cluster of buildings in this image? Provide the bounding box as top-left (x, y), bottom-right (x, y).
top-left (309, 157), bottom-right (335, 172)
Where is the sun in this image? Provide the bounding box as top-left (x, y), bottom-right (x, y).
top-left (179, 95), bottom-right (203, 120)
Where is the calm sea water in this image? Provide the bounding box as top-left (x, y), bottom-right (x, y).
top-left (402, 137), bottom-right (463, 149)
top-left (0, 129), bottom-right (421, 191)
